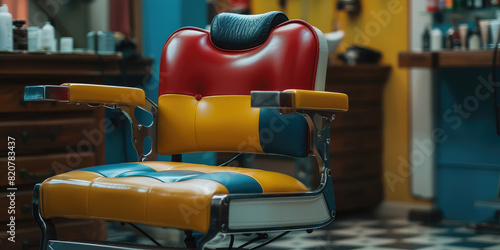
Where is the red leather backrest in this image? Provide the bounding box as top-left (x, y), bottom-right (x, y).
top-left (159, 20), bottom-right (320, 97)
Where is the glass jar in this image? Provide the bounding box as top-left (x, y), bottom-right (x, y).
top-left (13, 20), bottom-right (27, 50)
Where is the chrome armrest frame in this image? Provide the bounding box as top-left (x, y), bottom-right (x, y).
top-left (112, 97), bottom-right (158, 162)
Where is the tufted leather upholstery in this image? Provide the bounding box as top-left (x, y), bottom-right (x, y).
top-left (40, 162), bottom-right (309, 233)
top-left (210, 11), bottom-right (288, 50)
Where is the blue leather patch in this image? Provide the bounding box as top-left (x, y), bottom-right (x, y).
top-left (118, 170), bottom-right (203, 182)
top-left (78, 164), bottom-right (263, 194)
top-left (185, 172), bottom-right (263, 193)
top-left (259, 109), bottom-right (309, 157)
top-left (130, 171), bottom-right (263, 194)
top-left (77, 163), bottom-right (156, 178)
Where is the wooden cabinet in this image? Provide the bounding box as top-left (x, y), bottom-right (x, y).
top-left (0, 53), bottom-right (152, 249)
top-left (326, 64), bottom-right (391, 211)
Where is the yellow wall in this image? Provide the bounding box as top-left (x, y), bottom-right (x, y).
top-left (252, 0), bottom-right (334, 32)
top-left (252, 0), bottom-right (427, 204)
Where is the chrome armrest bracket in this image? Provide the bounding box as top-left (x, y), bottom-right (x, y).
top-left (111, 97), bottom-right (158, 162)
top-left (297, 110), bottom-right (336, 212)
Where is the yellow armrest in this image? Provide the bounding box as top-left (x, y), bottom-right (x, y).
top-left (284, 89), bottom-right (349, 111)
top-left (62, 83), bottom-right (145, 107)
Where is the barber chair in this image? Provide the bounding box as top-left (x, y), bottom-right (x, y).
top-left (24, 11), bottom-right (348, 250)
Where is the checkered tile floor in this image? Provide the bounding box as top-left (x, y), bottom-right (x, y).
top-left (209, 218), bottom-right (500, 249)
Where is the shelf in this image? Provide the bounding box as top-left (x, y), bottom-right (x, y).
top-left (399, 51), bottom-right (500, 68)
top-left (438, 6), bottom-right (499, 14)
top-left (420, 5), bottom-right (500, 15)
top-left (0, 53), bottom-right (153, 77)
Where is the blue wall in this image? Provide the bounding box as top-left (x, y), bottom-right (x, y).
top-left (106, 0), bottom-right (215, 165)
top-left (142, 0), bottom-right (207, 104)
top-left (436, 68), bottom-right (500, 221)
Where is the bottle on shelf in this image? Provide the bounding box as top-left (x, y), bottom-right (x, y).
top-left (469, 18), bottom-right (482, 50)
top-left (423, 25), bottom-right (431, 51)
top-left (480, 20), bottom-right (490, 49)
top-left (13, 20), bottom-right (27, 50)
top-left (0, 4), bottom-right (13, 51)
top-left (431, 27), bottom-right (444, 51)
top-left (446, 20), bottom-right (461, 50)
top-left (41, 21), bottom-right (55, 52)
top-left (459, 24), bottom-right (469, 50)
top-left (27, 26), bottom-right (40, 51)
top-left (446, 26), bottom-right (454, 49)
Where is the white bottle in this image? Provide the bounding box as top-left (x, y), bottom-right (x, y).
top-left (41, 22), bottom-right (55, 51)
top-left (469, 34), bottom-right (481, 51)
top-left (430, 27), bottom-right (443, 52)
top-left (60, 37), bottom-right (73, 53)
top-left (0, 4), bottom-right (13, 51)
top-left (27, 27), bottom-right (40, 51)
top-left (469, 24), bottom-right (482, 51)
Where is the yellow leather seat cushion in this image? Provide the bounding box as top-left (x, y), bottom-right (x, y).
top-left (40, 161), bottom-right (308, 233)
